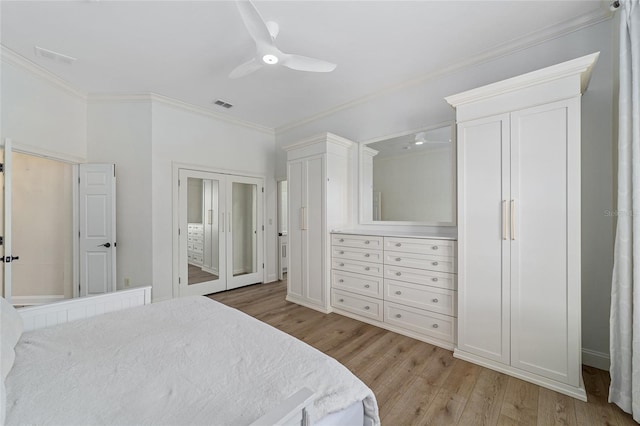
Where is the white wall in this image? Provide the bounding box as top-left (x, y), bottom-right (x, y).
top-left (151, 101), bottom-right (276, 301)
top-left (1, 59), bottom-right (87, 160)
top-left (87, 100), bottom-right (153, 292)
top-left (275, 19), bottom-right (616, 364)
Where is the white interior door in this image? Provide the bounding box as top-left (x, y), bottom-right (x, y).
top-left (226, 175), bottom-right (263, 290)
top-left (79, 164), bottom-right (116, 296)
top-left (2, 139), bottom-right (13, 302)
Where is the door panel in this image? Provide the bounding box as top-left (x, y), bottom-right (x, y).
top-left (305, 156), bottom-right (324, 306)
top-left (457, 115), bottom-right (511, 364)
top-left (287, 161), bottom-right (304, 299)
top-left (510, 102), bottom-right (575, 384)
top-left (79, 164), bottom-right (116, 297)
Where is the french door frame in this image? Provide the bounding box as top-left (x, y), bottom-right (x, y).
top-left (172, 162), bottom-right (266, 298)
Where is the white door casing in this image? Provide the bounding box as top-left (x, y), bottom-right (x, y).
top-left (79, 164), bottom-right (116, 296)
top-left (2, 139), bottom-right (13, 302)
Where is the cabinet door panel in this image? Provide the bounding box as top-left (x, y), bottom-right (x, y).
top-left (305, 156), bottom-right (325, 306)
top-left (510, 101), bottom-right (577, 385)
top-left (287, 161), bottom-right (304, 299)
top-left (457, 115), bottom-right (511, 364)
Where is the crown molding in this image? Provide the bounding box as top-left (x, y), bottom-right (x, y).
top-left (275, 5), bottom-right (613, 134)
top-left (1, 45), bottom-right (87, 100)
top-left (2, 45), bottom-right (274, 135)
top-left (282, 132), bottom-right (354, 152)
top-left (89, 92), bottom-right (274, 135)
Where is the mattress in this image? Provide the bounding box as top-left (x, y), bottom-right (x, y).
top-left (5, 296), bottom-right (379, 425)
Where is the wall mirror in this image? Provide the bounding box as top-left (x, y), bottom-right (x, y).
top-left (360, 124), bottom-right (456, 226)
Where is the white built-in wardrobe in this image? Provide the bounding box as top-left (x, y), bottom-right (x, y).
top-left (446, 53), bottom-right (599, 400)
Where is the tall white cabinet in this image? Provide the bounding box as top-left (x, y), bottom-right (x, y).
top-left (445, 53), bottom-right (599, 401)
top-left (284, 133), bottom-right (354, 313)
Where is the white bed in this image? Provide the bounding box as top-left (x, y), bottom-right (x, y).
top-left (1, 290), bottom-right (379, 425)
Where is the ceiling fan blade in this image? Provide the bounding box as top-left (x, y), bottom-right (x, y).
top-left (236, 0), bottom-right (274, 46)
top-left (229, 58), bottom-right (263, 79)
top-left (282, 54), bottom-right (337, 73)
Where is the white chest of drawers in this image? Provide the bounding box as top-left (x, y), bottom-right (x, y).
top-left (187, 223), bottom-right (204, 266)
top-left (331, 233), bottom-right (457, 349)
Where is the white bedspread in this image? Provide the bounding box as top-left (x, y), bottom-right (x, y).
top-left (5, 296), bottom-right (379, 425)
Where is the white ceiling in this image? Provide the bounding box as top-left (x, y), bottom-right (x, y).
top-left (1, 1), bottom-right (607, 130)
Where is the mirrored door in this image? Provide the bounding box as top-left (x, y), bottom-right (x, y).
top-left (178, 169), bottom-right (263, 296)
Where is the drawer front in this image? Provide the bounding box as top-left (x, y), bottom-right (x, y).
top-left (384, 279), bottom-right (456, 316)
top-left (333, 246), bottom-right (383, 263)
top-left (332, 234), bottom-right (383, 250)
top-left (385, 302), bottom-right (455, 343)
top-left (384, 251), bottom-right (455, 273)
top-left (191, 254), bottom-right (203, 264)
top-left (187, 242), bottom-right (194, 251)
top-left (332, 289), bottom-right (383, 321)
top-left (192, 244), bottom-right (203, 254)
top-left (384, 265), bottom-right (457, 290)
top-left (384, 237), bottom-right (455, 256)
top-left (332, 259), bottom-right (383, 277)
top-left (332, 270), bottom-right (383, 298)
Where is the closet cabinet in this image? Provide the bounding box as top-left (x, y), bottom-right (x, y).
top-left (445, 53), bottom-right (599, 401)
top-left (284, 134), bottom-right (354, 313)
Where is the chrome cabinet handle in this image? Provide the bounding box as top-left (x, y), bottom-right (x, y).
top-left (511, 199), bottom-right (516, 241)
top-left (339, 299), bottom-right (344, 302)
top-left (395, 243), bottom-right (401, 247)
top-left (339, 251), bottom-right (344, 254)
top-left (502, 200), bottom-right (507, 240)
top-left (339, 279), bottom-right (344, 283)
top-left (365, 240), bottom-right (370, 244)
top-left (395, 291), bottom-right (402, 295)
top-left (395, 314), bottom-right (402, 318)
top-left (364, 306), bottom-right (370, 310)
top-left (339, 238), bottom-right (344, 242)
top-left (432, 324), bottom-right (439, 329)
top-left (365, 267), bottom-right (370, 271)
top-left (432, 278), bottom-right (438, 282)
top-left (432, 246), bottom-right (439, 250)
top-left (395, 257), bottom-right (401, 261)
top-left (432, 262), bottom-right (439, 266)
top-left (396, 272), bottom-right (401, 276)
top-left (432, 298), bottom-right (439, 303)
top-left (364, 253), bottom-right (370, 258)
top-left (340, 263), bottom-right (345, 267)
top-left (364, 284), bottom-right (370, 288)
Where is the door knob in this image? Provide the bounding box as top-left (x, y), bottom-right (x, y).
top-left (99, 242), bottom-right (111, 248)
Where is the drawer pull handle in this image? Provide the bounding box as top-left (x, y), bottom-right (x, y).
top-left (432, 298), bottom-right (439, 303)
top-left (395, 314), bottom-right (402, 318)
top-left (340, 263), bottom-right (345, 267)
top-left (432, 324), bottom-right (439, 329)
top-left (396, 272), bottom-right (402, 276)
top-left (339, 238), bottom-right (344, 242)
top-left (339, 279), bottom-right (344, 283)
top-left (432, 278), bottom-right (439, 282)
top-left (339, 251), bottom-right (345, 254)
top-left (432, 246), bottom-right (439, 250)
top-left (364, 284), bottom-right (370, 288)
top-left (365, 267), bottom-right (371, 271)
top-left (365, 254), bottom-right (370, 258)
top-left (365, 240), bottom-right (370, 244)
top-left (395, 257), bottom-right (401, 262)
top-left (364, 306), bottom-right (370, 310)
top-left (395, 291), bottom-right (402, 295)
top-left (432, 261), bottom-right (439, 266)
top-left (395, 243), bottom-right (402, 247)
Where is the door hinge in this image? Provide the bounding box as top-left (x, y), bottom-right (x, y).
top-left (262, 263), bottom-right (264, 269)
top-left (0, 236), bottom-right (3, 246)
top-left (262, 187), bottom-right (264, 193)
top-left (178, 228), bottom-right (181, 235)
top-left (179, 277), bottom-right (181, 284)
top-left (262, 225), bottom-right (264, 231)
top-left (178, 179), bottom-right (181, 187)
top-left (78, 177), bottom-right (80, 184)
top-left (0, 163), bottom-right (3, 173)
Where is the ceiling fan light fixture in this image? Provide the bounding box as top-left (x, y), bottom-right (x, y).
top-left (414, 140), bottom-right (425, 145)
top-left (262, 54), bottom-right (278, 65)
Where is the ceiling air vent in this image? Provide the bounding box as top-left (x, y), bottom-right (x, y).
top-left (34, 46), bottom-right (77, 65)
top-left (213, 99), bottom-right (233, 109)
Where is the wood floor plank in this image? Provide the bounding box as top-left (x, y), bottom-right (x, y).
top-left (207, 281), bottom-right (631, 426)
top-left (458, 368), bottom-right (509, 426)
top-left (536, 388), bottom-right (578, 426)
top-left (498, 377), bottom-right (540, 426)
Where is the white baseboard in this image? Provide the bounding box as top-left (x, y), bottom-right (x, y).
top-left (11, 295), bottom-right (65, 306)
top-left (582, 348), bottom-right (610, 370)
top-left (266, 273), bottom-right (277, 283)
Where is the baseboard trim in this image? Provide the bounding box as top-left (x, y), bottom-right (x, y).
top-left (285, 295), bottom-right (332, 314)
top-left (266, 273), bottom-right (277, 283)
top-left (582, 348), bottom-right (610, 370)
top-left (11, 295), bottom-right (65, 306)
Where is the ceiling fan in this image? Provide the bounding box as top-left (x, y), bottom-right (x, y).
top-left (229, 0), bottom-right (337, 79)
top-left (413, 132), bottom-right (450, 146)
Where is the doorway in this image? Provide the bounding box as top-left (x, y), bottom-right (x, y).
top-left (177, 168), bottom-right (264, 297)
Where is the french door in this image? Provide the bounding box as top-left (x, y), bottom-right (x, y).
top-left (178, 169), bottom-right (263, 297)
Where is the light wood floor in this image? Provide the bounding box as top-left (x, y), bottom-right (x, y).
top-left (209, 281), bottom-right (637, 426)
top-left (188, 264), bottom-right (218, 285)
